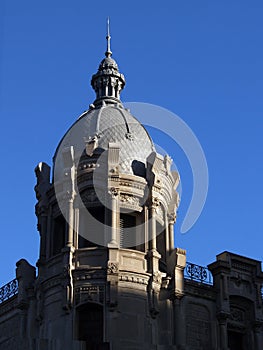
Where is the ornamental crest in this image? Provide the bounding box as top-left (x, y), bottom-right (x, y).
top-left (85, 135), bottom-right (99, 157)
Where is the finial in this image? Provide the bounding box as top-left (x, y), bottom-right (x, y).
top-left (105, 17), bottom-right (112, 58)
top-left (91, 18), bottom-right (125, 104)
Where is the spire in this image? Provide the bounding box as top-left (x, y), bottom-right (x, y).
top-left (105, 17), bottom-right (112, 58)
top-left (91, 19), bottom-right (126, 106)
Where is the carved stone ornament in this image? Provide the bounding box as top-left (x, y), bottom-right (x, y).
top-left (109, 187), bottom-right (118, 197)
top-left (79, 162), bottom-right (100, 172)
top-left (230, 307), bottom-right (245, 323)
top-left (152, 197), bottom-right (160, 208)
top-left (125, 132), bottom-right (134, 141)
top-left (75, 285), bottom-right (104, 305)
top-left (34, 162), bottom-right (51, 200)
top-left (107, 262), bottom-right (119, 274)
top-left (85, 135), bottom-right (99, 157)
top-left (168, 213), bottom-right (176, 223)
top-left (152, 272), bottom-right (162, 284)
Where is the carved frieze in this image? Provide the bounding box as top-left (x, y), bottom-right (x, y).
top-left (119, 273), bottom-right (149, 285)
top-left (78, 162), bottom-right (100, 172)
top-left (119, 194), bottom-right (142, 212)
top-left (230, 275), bottom-right (253, 296)
top-left (75, 284), bottom-right (105, 305)
top-left (119, 180), bottom-right (146, 191)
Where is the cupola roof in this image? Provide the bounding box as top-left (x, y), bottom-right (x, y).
top-left (53, 20), bottom-right (155, 182)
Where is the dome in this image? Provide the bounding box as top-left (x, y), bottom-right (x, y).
top-left (99, 57), bottom-right (118, 70)
top-left (53, 26), bottom-right (154, 182)
top-left (53, 104), bottom-right (155, 180)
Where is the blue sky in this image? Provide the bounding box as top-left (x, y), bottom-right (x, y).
top-left (0, 0), bottom-right (263, 286)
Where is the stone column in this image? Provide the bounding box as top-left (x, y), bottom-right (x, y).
top-left (167, 248), bottom-right (186, 299)
top-left (147, 202), bottom-right (161, 274)
top-left (149, 205), bottom-right (157, 251)
top-left (217, 312), bottom-right (229, 350)
top-left (62, 146), bottom-right (75, 248)
top-left (66, 197), bottom-right (74, 247)
top-left (108, 188), bottom-right (118, 247)
top-left (107, 143), bottom-right (120, 247)
top-left (144, 207), bottom-right (149, 251)
top-left (208, 257), bottom-right (231, 350)
top-left (60, 147), bottom-right (75, 311)
top-left (74, 207), bottom-right (79, 248)
top-left (168, 213), bottom-right (176, 253)
top-left (174, 298), bottom-right (186, 348)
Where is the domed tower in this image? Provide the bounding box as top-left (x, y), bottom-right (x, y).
top-left (34, 24), bottom-right (184, 350)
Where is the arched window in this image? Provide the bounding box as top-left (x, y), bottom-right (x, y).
top-left (227, 296), bottom-right (254, 350)
top-left (76, 302), bottom-right (104, 348)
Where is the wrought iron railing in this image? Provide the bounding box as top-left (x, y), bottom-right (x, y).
top-left (184, 262), bottom-right (213, 285)
top-left (0, 278), bottom-right (18, 304)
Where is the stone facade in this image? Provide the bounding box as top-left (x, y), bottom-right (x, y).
top-left (0, 33), bottom-right (263, 350)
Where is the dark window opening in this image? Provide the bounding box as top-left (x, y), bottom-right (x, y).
top-left (120, 212), bottom-right (145, 250)
top-left (131, 160), bottom-right (146, 177)
top-left (52, 215), bottom-right (66, 255)
top-left (228, 331), bottom-right (244, 350)
top-left (76, 303), bottom-right (109, 349)
top-left (78, 207), bottom-right (105, 248)
top-left (120, 213), bottom-right (136, 248)
top-left (156, 224), bottom-right (166, 272)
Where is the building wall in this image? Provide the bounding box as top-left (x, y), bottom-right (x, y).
top-left (1, 250), bottom-right (263, 350)
top-left (0, 297), bottom-right (20, 350)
